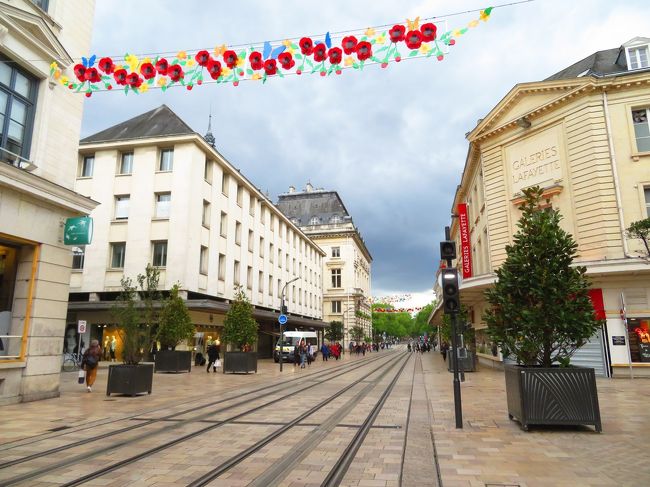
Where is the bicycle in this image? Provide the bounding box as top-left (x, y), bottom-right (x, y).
top-left (62, 352), bottom-right (82, 372)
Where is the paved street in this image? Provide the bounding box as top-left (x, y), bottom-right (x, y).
top-left (1, 349), bottom-right (649, 486)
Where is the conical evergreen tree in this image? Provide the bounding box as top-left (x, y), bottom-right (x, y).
top-left (484, 186), bottom-right (602, 367)
top-left (223, 286), bottom-right (258, 351)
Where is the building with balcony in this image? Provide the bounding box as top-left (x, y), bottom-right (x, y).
top-left (0, 0), bottom-right (96, 404)
top-left (276, 184), bottom-right (372, 347)
top-left (430, 37), bottom-right (650, 377)
top-left (69, 105), bottom-right (326, 360)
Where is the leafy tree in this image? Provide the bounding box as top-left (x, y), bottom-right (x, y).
top-left (156, 284), bottom-right (195, 350)
top-left (440, 304), bottom-right (475, 350)
top-left (223, 285), bottom-right (259, 351)
top-left (484, 186), bottom-right (603, 367)
top-left (112, 277), bottom-right (143, 365)
top-left (626, 217), bottom-right (650, 258)
top-left (325, 321), bottom-right (344, 342)
top-left (412, 302), bottom-right (436, 337)
top-left (349, 325), bottom-right (365, 342)
top-left (372, 303), bottom-right (411, 338)
top-left (137, 264), bottom-right (161, 351)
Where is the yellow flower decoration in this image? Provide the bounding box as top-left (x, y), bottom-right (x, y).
top-left (374, 34), bottom-right (386, 45)
top-left (344, 56), bottom-right (355, 67)
top-left (125, 54), bottom-right (139, 72)
top-left (177, 50), bottom-right (187, 59)
top-left (406, 17), bottom-right (420, 30)
top-left (251, 73), bottom-right (262, 81)
top-left (187, 58), bottom-right (195, 67)
top-left (143, 57), bottom-right (152, 65)
top-left (53, 69), bottom-right (61, 79)
top-left (468, 20), bottom-right (479, 28)
top-left (365, 27), bottom-right (375, 37)
top-left (480, 9), bottom-right (490, 21)
top-left (50, 61), bottom-right (58, 70)
top-left (157, 76), bottom-right (168, 87)
top-left (236, 57), bottom-right (245, 68)
top-left (213, 44), bottom-right (227, 57)
top-left (282, 39), bottom-right (292, 48)
top-left (221, 67), bottom-right (232, 77)
top-left (453, 29), bottom-right (463, 37)
top-left (59, 76), bottom-right (68, 85)
top-left (139, 84), bottom-right (149, 93)
top-left (419, 44), bottom-right (431, 54)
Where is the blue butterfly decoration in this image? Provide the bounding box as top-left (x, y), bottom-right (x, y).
top-left (81, 55), bottom-right (96, 68)
top-left (263, 41), bottom-right (286, 60)
top-left (314, 32), bottom-right (332, 48)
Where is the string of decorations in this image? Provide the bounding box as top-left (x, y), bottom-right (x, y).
top-left (370, 294), bottom-right (413, 304)
top-left (49, 7), bottom-right (493, 97)
top-left (373, 307), bottom-right (425, 313)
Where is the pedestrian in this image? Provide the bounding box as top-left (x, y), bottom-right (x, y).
top-left (441, 342), bottom-right (449, 362)
top-left (299, 339), bottom-right (307, 368)
top-left (206, 340), bottom-right (220, 372)
top-left (321, 342), bottom-right (329, 361)
top-left (307, 342), bottom-right (313, 366)
top-left (407, 342), bottom-right (411, 352)
top-left (333, 342), bottom-right (341, 360)
top-left (81, 339), bottom-right (101, 392)
top-left (293, 341), bottom-right (301, 367)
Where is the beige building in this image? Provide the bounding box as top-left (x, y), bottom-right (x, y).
top-left (0, 0), bottom-right (96, 404)
top-left (430, 37), bottom-right (650, 377)
top-left (69, 106), bottom-right (326, 360)
top-left (276, 184), bottom-right (372, 347)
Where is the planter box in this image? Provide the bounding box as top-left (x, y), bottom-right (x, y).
top-left (154, 350), bottom-right (192, 373)
top-left (504, 364), bottom-right (601, 432)
top-left (447, 349), bottom-right (476, 372)
top-left (106, 363), bottom-right (154, 397)
top-left (223, 351), bottom-right (257, 374)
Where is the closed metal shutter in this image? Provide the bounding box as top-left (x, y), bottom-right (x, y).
top-left (571, 329), bottom-right (606, 377)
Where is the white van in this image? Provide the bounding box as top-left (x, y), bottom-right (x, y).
top-left (274, 331), bottom-right (319, 363)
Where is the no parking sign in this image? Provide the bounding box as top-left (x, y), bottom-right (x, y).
top-left (78, 320), bottom-right (87, 334)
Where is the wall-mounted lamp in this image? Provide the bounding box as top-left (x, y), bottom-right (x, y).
top-left (516, 116), bottom-right (532, 129)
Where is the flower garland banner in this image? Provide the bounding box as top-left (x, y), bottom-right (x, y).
top-left (373, 307), bottom-right (424, 313)
top-left (50, 7), bottom-right (493, 97)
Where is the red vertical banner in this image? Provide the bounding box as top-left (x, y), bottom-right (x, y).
top-left (587, 288), bottom-right (606, 321)
top-left (457, 203), bottom-right (472, 278)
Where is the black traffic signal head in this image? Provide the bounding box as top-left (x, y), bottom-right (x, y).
top-left (440, 240), bottom-right (456, 261)
top-left (281, 305), bottom-right (288, 315)
top-left (441, 268), bottom-right (460, 314)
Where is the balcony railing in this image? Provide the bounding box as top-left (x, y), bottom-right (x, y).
top-left (1, 147), bottom-right (37, 172)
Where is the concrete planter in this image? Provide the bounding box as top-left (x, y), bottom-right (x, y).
top-left (447, 349), bottom-right (476, 372)
top-left (154, 350), bottom-right (192, 373)
top-left (504, 364), bottom-right (602, 432)
top-left (106, 363), bottom-right (154, 397)
top-left (223, 351), bottom-right (257, 374)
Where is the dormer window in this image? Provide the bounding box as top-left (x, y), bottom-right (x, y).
top-left (330, 215), bottom-right (342, 224)
top-left (309, 216), bottom-right (320, 226)
top-left (626, 45), bottom-right (649, 70)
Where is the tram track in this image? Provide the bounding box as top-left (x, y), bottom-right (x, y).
top-left (0, 351), bottom-right (402, 486)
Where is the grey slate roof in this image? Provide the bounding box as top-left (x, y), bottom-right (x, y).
top-left (276, 191), bottom-right (351, 227)
top-left (80, 105), bottom-right (195, 144)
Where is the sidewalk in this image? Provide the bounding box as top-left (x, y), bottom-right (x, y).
top-left (421, 351), bottom-right (650, 487)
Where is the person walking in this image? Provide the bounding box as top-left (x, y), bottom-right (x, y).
top-left (321, 343), bottom-right (329, 361)
top-left (293, 341), bottom-right (301, 367)
top-left (299, 339), bottom-right (307, 368)
top-left (81, 339), bottom-right (102, 392)
top-left (206, 340), bottom-right (220, 373)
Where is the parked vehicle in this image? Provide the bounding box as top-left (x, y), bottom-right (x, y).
top-left (274, 331), bottom-right (319, 363)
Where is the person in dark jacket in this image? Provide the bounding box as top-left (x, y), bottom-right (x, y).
top-left (206, 341), bottom-right (220, 372)
top-left (82, 339), bottom-right (102, 392)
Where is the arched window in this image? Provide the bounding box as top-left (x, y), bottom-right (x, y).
top-left (309, 216), bottom-right (320, 226)
top-left (330, 215), bottom-right (342, 224)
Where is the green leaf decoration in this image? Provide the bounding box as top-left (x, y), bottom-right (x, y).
top-left (148, 78), bottom-right (154, 85)
top-left (306, 58), bottom-right (314, 68)
top-left (90, 84), bottom-right (99, 91)
top-left (180, 60), bottom-right (186, 66)
top-left (484, 7), bottom-right (493, 15)
top-left (161, 85), bottom-right (167, 92)
top-left (460, 28), bottom-right (468, 34)
top-left (291, 43), bottom-right (299, 50)
top-left (360, 36), bottom-right (367, 42)
top-left (376, 46), bottom-right (389, 54)
top-left (246, 68), bottom-right (253, 75)
top-left (238, 50), bottom-right (246, 59)
top-left (408, 50), bottom-right (419, 57)
top-left (370, 56), bottom-right (381, 63)
top-left (295, 53), bottom-right (303, 60)
top-left (277, 70), bottom-right (284, 78)
top-left (353, 62), bottom-right (359, 69)
top-left (123, 86), bottom-right (129, 95)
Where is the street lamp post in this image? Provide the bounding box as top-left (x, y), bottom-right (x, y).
top-left (279, 277), bottom-right (300, 372)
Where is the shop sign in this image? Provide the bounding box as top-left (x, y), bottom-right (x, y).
top-left (612, 336), bottom-right (626, 346)
top-left (457, 203), bottom-right (472, 278)
top-left (640, 344), bottom-right (650, 362)
top-left (64, 217), bottom-right (93, 245)
top-left (505, 126), bottom-right (562, 193)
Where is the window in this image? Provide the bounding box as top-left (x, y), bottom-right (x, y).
top-left (204, 158), bottom-right (212, 183)
top-left (331, 268), bottom-right (341, 288)
top-left (218, 253), bottom-right (226, 281)
top-left (155, 192), bottom-right (171, 218)
top-left (309, 216), bottom-right (320, 225)
top-left (200, 246), bottom-right (208, 275)
top-left (110, 243), bottom-right (126, 269)
top-left (0, 59), bottom-right (37, 160)
top-left (30, 0), bottom-right (49, 11)
top-left (270, 243), bottom-right (274, 263)
top-left (235, 222), bottom-right (242, 245)
top-left (247, 266), bottom-right (253, 290)
top-left (260, 237), bottom-right (265, 258)
top-left (330, 215), bottom-right (342, 224)
top-left (249, 195), bottom-right (256, 216)
top-left (628, 45), bottom-right (649, 70)
top-left (234, 260), bottom-right (240, 285)
top-left (332, 247), bottom-right (340, 258)
top-left (119, 152), bottom-right (133, 175)
top-left (277, 279), bottom-right (282, 298)
top-left (220, 212), bottom-right (227, 237)
top-left (292, 285), bottom-right (296, 303)
top-left (71, 247), bottom-right (84, 270)
top-left (159, 148), bottom-right (173, 171)
top-left (645, 187), bottom-right (650, 217)
top-left (260, 205), bottom-right (266, 225)
top-left (268, 275), bottom-right (273, 296)
top-left (114, 195), bottom-right (130, 220)
top-left (270, 214), bottom-right (275, 231)
top-left (221, 172), bottom-right (229, 195)
top-left (278, 248), bottom-right (282, 268)
top-left (292, 258), bottom-right (296, 276)
top-left (79, 155), bottom-right (94, 177)
top-left (632, 109), bottom-right (650, 153)
top-left (152, 241), bottom-right (167, 267)
top-left (202, 200), bottom-right (211, 227)
top-left (248, 230), bottom-right (254, 252)
top-left (258, 271), bottom-right (264, 294)
top-left (237, 185), bottom-right (243, 206)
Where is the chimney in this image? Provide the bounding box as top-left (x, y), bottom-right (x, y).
top-left (305, 182), bottom-right (313, 192)
top-left (289, 185), bottom-right (295, 193)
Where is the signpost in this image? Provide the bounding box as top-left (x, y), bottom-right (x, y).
top-left (64, 217), bottom-right (93, 245)
top-left (77, 320), bottom-right (87, 334)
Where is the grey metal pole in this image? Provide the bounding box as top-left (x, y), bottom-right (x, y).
top-left (445, 225), bottom-right (463, 429)
top-left (280, 296), bottom-right (284, 373)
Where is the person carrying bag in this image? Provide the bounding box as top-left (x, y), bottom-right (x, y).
top-left (81, 339), bottom-right (102, 392)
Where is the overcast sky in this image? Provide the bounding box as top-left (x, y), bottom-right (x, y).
top-left (80, 0), bottom-right (648, 306)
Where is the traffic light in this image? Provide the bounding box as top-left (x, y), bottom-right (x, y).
top-left (440, 240), bottom-right (457, 261)
top-left (281, 304), bottom-right (288, 315)
top-left (441, 268), bottom-right (460, 314)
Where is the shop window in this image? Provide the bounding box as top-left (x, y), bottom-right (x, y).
top-left (632, 109), bottom-right (650, 152)
top-left (628, 318), bottom-right (650, 363)
top-left (645, 187), bottom-right (650, 217)
top-left (72, 247), bottom-right (85, 270)
top-left (0, 58), bottom-right (37, 161)
top-left (159, 148), bottom-right (173, 171)
top-left (0, 244), bottom-right (18, 358)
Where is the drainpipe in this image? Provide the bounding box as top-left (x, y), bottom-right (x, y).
top-left (602, 90), bottom-right (632, 257)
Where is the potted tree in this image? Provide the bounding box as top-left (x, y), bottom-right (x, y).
top-left (106, 276), bottom-right (154, 396)
top-left (441, 305), bottom-right (476, 372)
top-left (484, 186), bottom-right (603, 432)
top-left (154, 284), bottom-right (195, 373)
top-left (222, 286), bottom-right (258, 373)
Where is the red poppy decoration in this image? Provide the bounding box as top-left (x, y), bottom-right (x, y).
top-left (341, 36), bottom-right (358, 55)
top-left (84, 67), bottom-right (101, 83)
top-left (277, 52), bottom-right (295, 70)
top-left (264, 59), bottom-right (277, 76)
top-left (356, 41), bottom-right (372, 61)
top-left (389, 25), bottom-right (406, 43)
top-left (73, 64), bottom-right (86, 82)
top-left (168, 64), bottom-right (184, 82)
top-left (223, 50), bottom-right (238, 69)
top-left (113, 68), bottom-right (128, 85)
top-left (420, 23), bottom-right (437, 42)
top-left (328, 47), bottom-right (342, 65)
top-left (313, 43), bottom-right (327, 62)
top-left (299, 37), bottom-right (314, 55)
top-left (249, 51), bottom-right (263, 70)
top-left (126, 72), bottom-right (143, 88)
top-left (140, 62), bottom-right (156, 80)
top-left (155, 58), bottom-right (169, 75)
top-left (98, 57), bottom-right (114, 74)
top-left (405, 30), bottom-right (423, 50)
top-left (207, 58), bottom-right (222, 79)
top-left (195, 50), bottom-right (211, 67)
